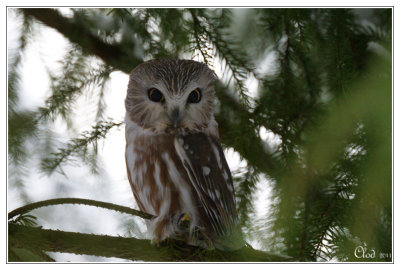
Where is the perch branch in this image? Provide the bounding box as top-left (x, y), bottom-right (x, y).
top-left (9, 223), bottom-right (293, 262)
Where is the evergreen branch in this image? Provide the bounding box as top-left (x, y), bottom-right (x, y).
top-left (8, 10), bottom-right (33, 107)
top-left (190, 11), bottom-right (212, 66)
top-left (310, 188), bottom-right (342, 260)
top-left (40, 120), bottom-right (123, 174)
top-left (39, 53), bottom-right (113, 123)
top-left (201, 10), bottom-right (255, 76)
top-left (9, 223), bottom-right (293, 262)
top-left (39, 46), bottom-right (88, 123)
top-left (235, 166), bottom-right (259, 231)
top-left (8, 11), bottom-right (40, 166)
top-left (293, 10), bottom-right (305, 43)
top-left (8, 198), bottom-right (154, 221)
top-left (215, 83), bottom-right (283, 179)
top-left (189, 10), bottom-right (254, 105)
top-left (20, 8), bottom-right (141, 74)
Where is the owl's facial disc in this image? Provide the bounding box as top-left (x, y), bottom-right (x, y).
top-left (126, 59), bottom-right (215, 134)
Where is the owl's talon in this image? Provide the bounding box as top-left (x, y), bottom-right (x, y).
top-left (152, 237), bottom-right (176, 248)
top-left (178, 212), bottom-right (191, 229)
top-left (179, 212), bottom-right (191, 222)
top-left (151, 237), bottom-right (162, 248)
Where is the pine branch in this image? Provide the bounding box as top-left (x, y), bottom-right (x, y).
top-left (39, 50), bottom-right (113, 123)
top-left (190, 10), bottom-right (212, 66)
top-left (189, 9), bottom-right (255, 105)
top-left (8, 198), bottom-right (154, 221)
top-left (8, 198), bottom-right (292, 261)
top-left (310, 188), bottom-right (342, 260)
top-left (8, 223), bottom-right (293, 262)
top-left (8, 11), bottom-right (39, 166)
top-left (20, 8), bottom-right (141, 74)
top-left (235, 166), bottom-right (259, 230)
top-left (40, 120), bottom-right (123, 175)
top-left (215, 83), bottom-right (283, 179)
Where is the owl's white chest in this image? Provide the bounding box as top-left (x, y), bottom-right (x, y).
top-left (125, 116), bottom-right (200, 231)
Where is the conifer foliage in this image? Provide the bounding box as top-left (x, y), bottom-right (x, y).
top-left (8, 8), bottom-right (392, 262)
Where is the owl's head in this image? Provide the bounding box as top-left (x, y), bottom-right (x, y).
top-left (125, 59), bottom-right (216, 134)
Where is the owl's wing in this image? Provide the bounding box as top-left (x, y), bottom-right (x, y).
top-left (174, 133), bottom-right (242, 249)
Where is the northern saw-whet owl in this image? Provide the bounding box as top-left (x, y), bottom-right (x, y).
top-left (125, 59), bottom-right (243, 250)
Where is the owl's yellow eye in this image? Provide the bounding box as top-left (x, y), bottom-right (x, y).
top-left (148, 88), bottom-right (165, 103)
top-left (188, 88), bottom-right (202, 103)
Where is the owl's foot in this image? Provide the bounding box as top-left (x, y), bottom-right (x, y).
top-left (151, 237), bottom-right (174, 248)
top-left (149, 217), bottom-right (173, 247)
top-left (177, 212), bottom-right (191, 230)
top-left (151, 238), bottom-right (161, 247)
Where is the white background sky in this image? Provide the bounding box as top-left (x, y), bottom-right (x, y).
top-left (2, 1), bottom-right (399, 267)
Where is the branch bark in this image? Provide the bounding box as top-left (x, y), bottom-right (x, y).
top-left (8, 223), bottom-right (292, 262)
top-left (20, 8), bottom-right (141, 74)
top-left (8, 198), bottom-right (154, 220)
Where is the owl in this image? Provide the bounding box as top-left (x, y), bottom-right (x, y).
top-left (125, 59), bottom-right (243, 250)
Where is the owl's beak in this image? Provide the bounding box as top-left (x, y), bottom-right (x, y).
top-left (170, 108), bottom-right (181, 128)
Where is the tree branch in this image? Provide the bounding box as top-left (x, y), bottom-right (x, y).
top-left (8, 198), bottom-right (154, 221)
top-left (8, 223), bottom-right (293, 262)
top-left (8, 198), bottom-right (291, 261)
top-left (215, 83), bottom-right (284, 179)
top-left (20, 8), bottom-right (141, 73)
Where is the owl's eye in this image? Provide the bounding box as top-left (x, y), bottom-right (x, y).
top-left (188, 88), bottom-right (202, 103)
top-left (148, 88), bottom-right (165, 103)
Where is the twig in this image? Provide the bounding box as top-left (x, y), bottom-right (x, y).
top-left (8, 198), bottom-right (154, 220)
